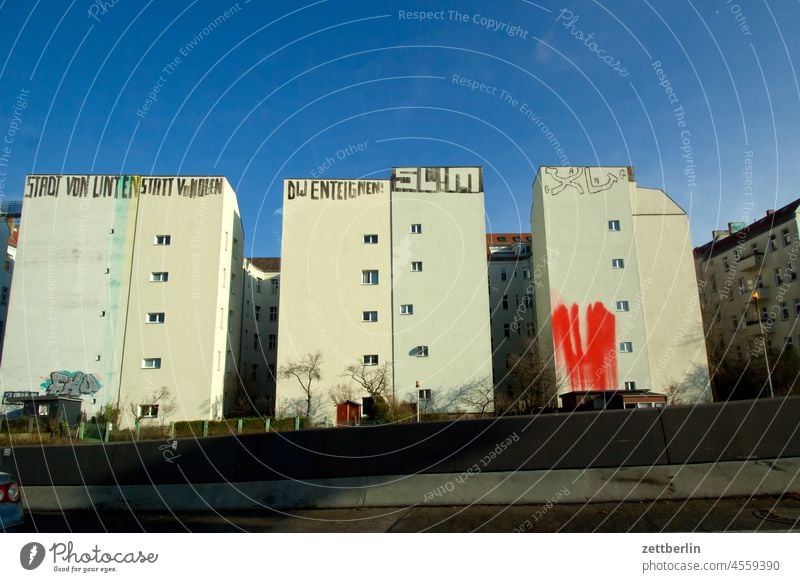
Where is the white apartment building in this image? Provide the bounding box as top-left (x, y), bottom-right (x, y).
top-left (277, 167), bottom-right (493, 420)
top-left (532, 166), bottom-right (710, 402)
top-left (239, 257), bottom-right (280, 415)
top-left (486, 233), bottom-right (536, 402)
top-left (694, 201), bottom-right (800, 362)
top-left (0, 219), bottom-right (15, 360)
top-left (0, 174), bottom-right (244, 426)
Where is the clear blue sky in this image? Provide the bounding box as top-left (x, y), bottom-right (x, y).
top-left (0, 0), bottom-right (798, 257)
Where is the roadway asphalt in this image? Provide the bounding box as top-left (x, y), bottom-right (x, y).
top-left (11, 495), bottom-right (800, 532)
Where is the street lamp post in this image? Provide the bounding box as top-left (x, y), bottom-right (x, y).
top-left (751, 290), bottom-right (775, 398)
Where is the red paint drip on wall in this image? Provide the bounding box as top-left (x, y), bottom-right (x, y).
top-left (552, 302), bottom-right (617, 391)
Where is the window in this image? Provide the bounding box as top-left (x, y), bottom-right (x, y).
top-left (775, 268), bottom-right (784, 286)
top-left (783, 228), bottom-right (791, 246)
top-left (524, 294), bottom-right (533, 308)
top-left (738, 278), bottom-right (746, 295)
top-left (731, 315), bottom-right (738, 330)
top-left (154, 235), bottom-right (171, 245)
top-left (769, 235), bottom-right (778, 251)
top-left (723, 257), bottom-right (730, 271)
top-left (146, 312), bottom-right (165, 324)
top-left (619, 342), bottom-right (633, 353)
top-left (794, 299), bottom-right (800, 318)
top-left (502, 295), bottom-right (509, 310)
top-left (624, 381), bottom-right (636, 391)
top-left (781, 302), bottom-right (790, 320)
top-left (410, 223), bottom-right (422, 234)
top-left (251, 364), bottom-right (259, 381)
top-left (608, 220), bottom-right (621, 231)
top-left (757, 275), bottom-right (765, 289)
top-left (411, 261), bottom-right (423, 272)
top-left (363, 354), bottom-right (379, 366)
top-left (253, 334), bottom-right (259, 350)
top-left (400, 304), bottom-right (414, 315)
top-left (788, 267), bottom-right (798, 282)
top-left (363, 234), bottom-right (378, 244)
top-left (150, 272), bottom-right (169, 282)
top-left (362, 270), bottom-right (379, 285)
top-left (255, 306), bottom-right (261, 321)
top-left (526, 321), bottom-right (535, 337)
top-left (363, 310), bottom-right (378, 322)
top-left (0, 286), bottom-right (7, 304)
top-left (138, 404), bottom-right (159, 419)
top-left (500, 268), bottom-right (509, 282)
top-left (268, 334), bottom-right (276, 350)
top-left (414, 346), bottom-right (429, 357)
top-left (503, 323), bottom-right (510, 338)
top-left (269, 306), bottom-right (277, 321)
top-left (612, 258), bottom-right (625, 269)
top-left (523, 268), bottom-right (530, 279)
top-left (271, 278), bottom-right (278, 294)
top-left (616, 300), bottom-right (630, 312)
top-left (256, 279), bottom-right (262, 293)
top-left (142, 358), bottom-right (162, 369)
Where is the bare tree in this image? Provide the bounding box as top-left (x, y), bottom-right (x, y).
top-left (506, 340), bottom-right (566, 413)
top-left (342, 360), bottom-right (391, 397)
top-left (129, 386), bottom-right (177, 425)
top-left (454, 376), bottom-right (495, 417)
top-left (279, 351), bottom-right (323, 417)
top-left (328, 383), bottom-right (357, 406)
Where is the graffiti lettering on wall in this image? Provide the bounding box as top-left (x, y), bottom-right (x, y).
top-left (40, 371), bottom-right (102, 397)
top-left (542, 167), bottom-right (629, 196)
top-left (285, 179), bottom-right (387, 201)
top-left (24, 175), bottom-right (225, 199)
top-left (392, 167), bottom-right (483, 193)
top-left (551, 302), bottom-right (618, 390)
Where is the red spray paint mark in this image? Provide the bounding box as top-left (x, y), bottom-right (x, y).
top-left (551, 302), bottom-right (617, 391)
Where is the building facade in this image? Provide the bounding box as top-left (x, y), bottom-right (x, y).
top-left (694, 201), bottom-right (800, 363)
top-left (486, 233), bottom-right (536, 403)
top-left (238, 257), bottom-right (280, 415)
top-left (0, 174), bottom-right (244, 426)
top-left (276, 167), bottom-right (493, 421)
top-left (532, 166), bottom-right (710, 402)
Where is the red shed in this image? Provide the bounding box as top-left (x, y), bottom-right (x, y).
top-left (336, 400), bottom-right (361, 427)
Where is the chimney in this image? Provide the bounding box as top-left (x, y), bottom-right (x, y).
top-left (712, 230), bottom-right (729, 241)
top-left (766, 209), bottom-right (774, 217)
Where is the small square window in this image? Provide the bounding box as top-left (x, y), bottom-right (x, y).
top-left (616, 300), bottom-right (629, 312)
top-left (362, 270), bottom-right (379, 285)
top-left (400, 304), bottom-right (414, 315)
top-left (138, 404), bottom-right (159, 418)
top-left (619, 342), bottom-right (633, 353)
top-left (363, 310), bottom-right (378, 322)
top-left (612, 258), bottom-right (625, 269)
top-left (150, 272), bottom-right (169, 282)
top-left (415, 346), bottom-right (429, 357)
top-left (363, 354), bottom-right (379, 366)
top-left (411, 261), bottom-right (423, 272)
top-left (154, 235), bottom-right (171, 245)
top-left (363, 234), bottom-right (378, 244)
top-left (146, 312), bottom-right (165, 324)
top-left (624, 381), bottom-right (636, 391)
top-left (410, 224), bottom-right (422, 234)
top-left (608, 220), bottom-right (621, 231)
top-left (142, 358), bottom-right (162, 369)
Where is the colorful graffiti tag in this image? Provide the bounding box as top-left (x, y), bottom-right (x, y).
top-left (552, 302), bottom-right (618, 391)
top-left (40, 371), bottom-right (102, 397)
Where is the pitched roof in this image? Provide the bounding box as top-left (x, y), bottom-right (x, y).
top-left (486, 232), bottom-right (532, 246)
top-left (248, 257), bottom-right (280, 272)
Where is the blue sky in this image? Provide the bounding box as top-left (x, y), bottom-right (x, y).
top-left (0, 0), bottom-right (798, 257)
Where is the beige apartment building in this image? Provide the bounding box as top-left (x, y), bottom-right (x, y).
top-left (239, 257), bottom-right (280, 414)
top-left (486, 233), bottom-right (536, 403)
top-left (0, 174), bottom-right (244, 426)
top-left (276, 167), bottom-right (493, 421)
top-left (532, 166), bottom-right (710, 403)
top-left (694, 200), bottom-right (800, 363)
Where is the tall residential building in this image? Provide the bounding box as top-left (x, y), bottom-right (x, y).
top-left (532, 166), bottom-right (710, 402)
top-left (0, 174), bottom-right (244, 426)
top-left (694, 201), bottom-right (800, 362)
top-left (0, 218), bottom-right (15, 359)
top-left (486, 233), bottom-right (536, 403)
top-left (239, 257), bottom-right (280, 415)
top-left (277, 167), bottom-right (493, 420)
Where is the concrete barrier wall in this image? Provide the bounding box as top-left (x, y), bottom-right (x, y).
top-left (3, 397), bottom-right (800, 491)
